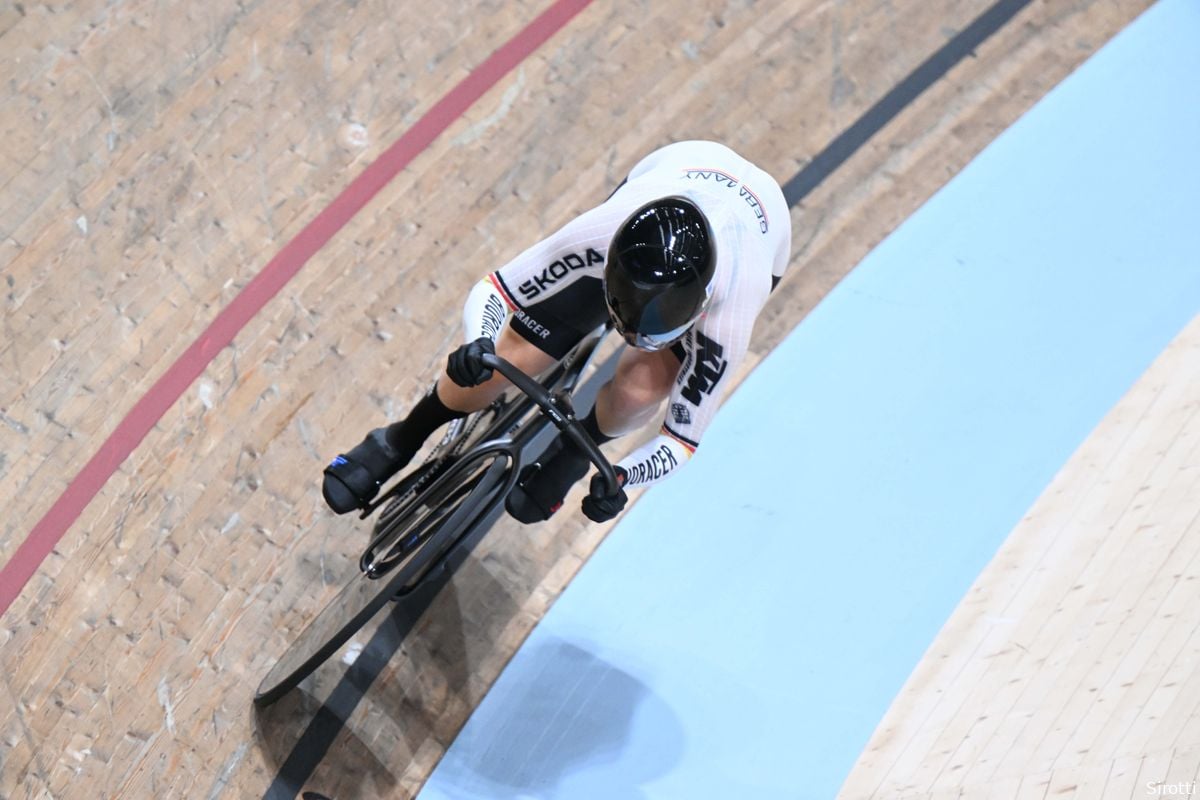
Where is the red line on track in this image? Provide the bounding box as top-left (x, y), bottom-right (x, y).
top-left (0, 0), bottom-right (593, 619)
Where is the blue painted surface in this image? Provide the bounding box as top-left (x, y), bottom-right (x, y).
top-left (419, 2), bottom-right (1200, 798)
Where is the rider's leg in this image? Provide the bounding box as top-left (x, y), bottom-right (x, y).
top-left (323, 326), bottom-right (557, 513)
top-left (382, 326), bottom-right (556, 453)
top-left (506, 345), bottom-right (681, 522)
top-left (590, 344), bottom-right (681, 436)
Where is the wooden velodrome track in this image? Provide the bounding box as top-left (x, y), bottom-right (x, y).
top-left (0, 0), bottom-right (1171, 797)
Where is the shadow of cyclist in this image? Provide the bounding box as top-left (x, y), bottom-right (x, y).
top-left (424, 636), bottom-right (685, 799)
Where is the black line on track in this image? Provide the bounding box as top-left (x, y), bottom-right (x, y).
top-left (260, 571), bottom-right (456, 800)
top-left (784, 0), bottom-right (1032, 207)
top-left (261, 0), bottom-right (1033, 796)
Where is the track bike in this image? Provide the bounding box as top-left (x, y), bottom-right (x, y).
top-left (254, 327), bottom-right (618, 706)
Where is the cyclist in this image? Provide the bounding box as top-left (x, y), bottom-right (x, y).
top-left (322, 140), bottom-right (792, 523)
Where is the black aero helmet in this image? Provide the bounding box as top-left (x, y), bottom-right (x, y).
top-left (604, 196), bottom-right (716, 350)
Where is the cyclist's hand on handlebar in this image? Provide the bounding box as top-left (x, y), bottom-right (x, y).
top-left (447, 336), bottom-right (496, 387)
top-left (582, 468), bottom-right (627, 523)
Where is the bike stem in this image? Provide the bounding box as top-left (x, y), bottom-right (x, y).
top-left (480, 352), bottom-right (620, 496)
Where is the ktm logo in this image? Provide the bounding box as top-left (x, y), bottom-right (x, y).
top-left (518, 248), bottom-right (604, 300)
top-left (680, 332), bottom-right (728, 406)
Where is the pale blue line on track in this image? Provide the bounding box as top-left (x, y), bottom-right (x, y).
top-left (418, 2), bottom-right (1200, 797)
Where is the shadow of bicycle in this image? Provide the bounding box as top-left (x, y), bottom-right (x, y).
top-left (251, 562), bottom-right (486, 799)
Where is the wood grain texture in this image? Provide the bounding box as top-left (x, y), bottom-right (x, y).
top-left (840, 313), bottom-right (1200, 798)
top-left (0, 0), bottom-right (1150, 797)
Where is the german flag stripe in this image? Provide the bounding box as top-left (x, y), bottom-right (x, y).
top-left (662, 423), bottom-right (698, 454)
top-left (489, 273), bottom-right (521, 312)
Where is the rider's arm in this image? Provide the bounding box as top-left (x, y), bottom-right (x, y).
top-left (461, 276), bottom-right (513, 343)
top-left (615, 256), bottom-right (772, 489)
top-left (614, 432), bottom-right (695, 489)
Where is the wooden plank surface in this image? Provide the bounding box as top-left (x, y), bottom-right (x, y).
top-left (0, 0), bottom-right (1150, 797)
top-left (839, 313), bottom-right (1200, 798)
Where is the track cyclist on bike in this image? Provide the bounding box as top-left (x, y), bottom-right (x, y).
top-left (322, 140), bottom-right (792, 523)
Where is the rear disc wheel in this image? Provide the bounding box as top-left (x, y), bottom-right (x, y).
top-left (254, 449), bottom-right (509, 706)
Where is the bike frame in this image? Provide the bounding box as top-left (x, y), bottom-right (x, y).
top-left (253, 327), bottom-right (620, 706)
top-left (360, 326), bottom-right (617, 593)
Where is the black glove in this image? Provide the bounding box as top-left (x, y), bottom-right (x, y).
top-left (446, 336), bottom-right (496, 387)
top-left (581, 468), bottom-right (628, 523)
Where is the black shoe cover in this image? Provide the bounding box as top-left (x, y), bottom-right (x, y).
top-left (505, 436), bottom-right (591, 524)
top-left (322, 428), bottom-right (411, 514)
